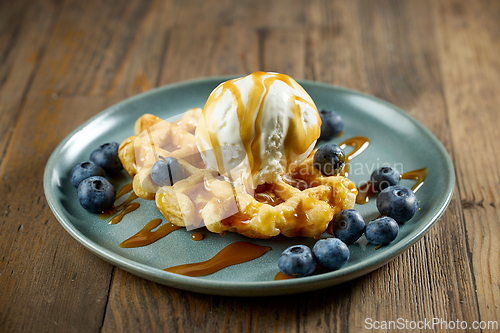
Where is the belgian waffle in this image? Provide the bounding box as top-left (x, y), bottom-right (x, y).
top-left (119, 110), bottom-right (358, 239)
top-left (118, 108), bottom-right (203, 200)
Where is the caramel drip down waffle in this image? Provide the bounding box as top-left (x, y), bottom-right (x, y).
top-left (119, 109), bottom-right (358, 239)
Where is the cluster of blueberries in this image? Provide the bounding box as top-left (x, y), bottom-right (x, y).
top-left (71, 141), bottom-right (187, 213)
top-left (278, 110), bottom-right (419, 278)
top-left (70, 143), bottom-right (123, 213)
top-left (278, 164), bottom-right (419, 278)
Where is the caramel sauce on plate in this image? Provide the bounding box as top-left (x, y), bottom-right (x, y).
top-left (120, 219), bottom-right (181, 248)
top-left (99, 183), bottom-right (140, 224)
top-left (355, 167), bottom-right (428, 205)
top-left (109, 202), bottom-right (140, 224)
top-left (99, 191), bottom-right (139, 219)
top-left (339, 136), bottom-right (370, 177)
top-left (401, 167), bottom-right (428, 192)
top-left (355, 181), bottom-right (377, 205)
top-left (274, 272), bottom-right (295, 280)
top-left (116, 183), bottom-right (133, 199)
top-left (274, 264), bottom-right (322, 280)
top-left (164, 242), bottom-right (271, 277)
top-left (191, 232), bottom-right (204, 241)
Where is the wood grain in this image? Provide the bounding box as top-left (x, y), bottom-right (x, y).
top-left (0, 0), bottom-right (59, 173)
top-left (0, 96), bottom-right (119, 332)
top-left (1, 0), bottom-right (499, 332)
top-left (434, 0), bottom-right (500, 323)
top-left (355, 0), bottom-right (481, 325)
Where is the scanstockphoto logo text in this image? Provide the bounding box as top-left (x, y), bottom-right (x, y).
top-left (365, 317), bottom-right (498, 330)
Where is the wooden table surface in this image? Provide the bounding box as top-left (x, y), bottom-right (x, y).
top-left (1, 0), bottom-right (499, 332)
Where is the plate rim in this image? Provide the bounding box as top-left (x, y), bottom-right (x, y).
top-left (43, 75), bottom-right (455, 296)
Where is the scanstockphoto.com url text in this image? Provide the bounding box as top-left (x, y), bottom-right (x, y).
top-left (365, 317), bottom-right (498, 330)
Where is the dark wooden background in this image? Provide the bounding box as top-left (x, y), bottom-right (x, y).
top-left (1, 0), bottom-right (499, 332)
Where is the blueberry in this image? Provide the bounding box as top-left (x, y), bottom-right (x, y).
top-left (312, 238), bottom-right (349, 270)
top-left (90, 142), bottom-right (123, 175)
top-left (313, 144), bottom-right (346, 176)
top-left (319, 109), bottom-right (344, 140)
top-left (370, 167), bottom-right (401, 192)
top-left (376, 186), bottom-right (418, 223)
top-left (365, 216), bottom-right (399, 245)
top-left (331, 209), bottom-right (365, 244)
top-left (77, 176), bottom-right (116, 213)
top-left (151, 157), bottom-right (186, 187)
top-left (70, 161), bottom-right (105, 187)
top-left (278, 245), bottom-right (316, 277)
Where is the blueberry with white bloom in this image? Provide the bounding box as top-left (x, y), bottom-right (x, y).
top-left (331, 209), bottom-right (366, 244)
top-left (370, 167), bottom-right (401, 192)
top-left (365, 216), bottom-right (399, 245)
top-left (312, 238), bottom-right (350, 270)
top-left (70, 161), bottom-right (105, 187)
top-left (319, 109), bottom-right (344, 140)
top-left (90, 142), bottom-right (123, 175)
top-left (313, 144), bottom-right (346, 176)
top-left (376, 185), bottom-right (418, 223)
top-left (278, 245), bottom-right (316, 277)
top-left (77, 176), bottom-right (116, 213)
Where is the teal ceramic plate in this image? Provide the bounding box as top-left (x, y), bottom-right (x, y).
top-left (44, 76), bottom-right (454, 296)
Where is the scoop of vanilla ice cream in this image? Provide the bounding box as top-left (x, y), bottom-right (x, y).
top-left (195, 72), bottom-right (321, 188)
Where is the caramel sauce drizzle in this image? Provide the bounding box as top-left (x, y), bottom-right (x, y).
top-left (339, 136), bottom-right (371, 177)
top-left (220, 136), bottom-right (369, 229)
top-left (191, 232), bottom-right (204, 241)
top-left (164, 242), bottom-right (271, 277)
top-left (221, 211), bottom-right (251, 227)
top-left (355, 167), bottom-right (428, 205)
top-left (109, 202), bottom-right (140, 224)
top-left (355, 181), bottom-right (377, 205)
top-left (116, 183), bottom-right (133, 199)
top-left (120, 219), bottom-right (181, 248)
top-left (99, 190), bottom-right (139, 222)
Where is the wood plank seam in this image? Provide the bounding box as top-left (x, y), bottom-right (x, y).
top-left (99, 266), bottom-right (116, 331)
